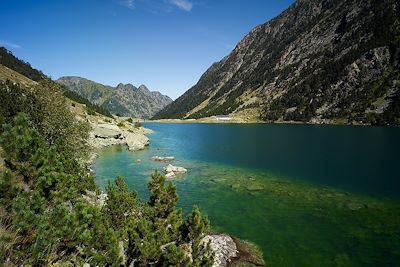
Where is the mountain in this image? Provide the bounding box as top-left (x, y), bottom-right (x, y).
top-left (58, 76), bottom-right (173, 119)
top-left (153, 0), bottom-right (400, 125)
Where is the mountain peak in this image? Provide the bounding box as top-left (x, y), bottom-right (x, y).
top-left (116, 83), bottom-right (137, 91)
top-left (138, 85), bottom-right (149, 91)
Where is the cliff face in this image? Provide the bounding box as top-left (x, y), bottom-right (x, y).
top-left (58, 77), bottom-right (172, 119)
top-left (154, 0), bottom-right (400, 124)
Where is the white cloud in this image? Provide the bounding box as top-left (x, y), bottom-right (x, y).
top-left (169, 0), bottom-right (193, 11)
top-left (118, 0), bottom-right (194, 13)
top-left (120, 0), bottom-right (135, 9)
top-left (0, 40), bottom-right (21, 49)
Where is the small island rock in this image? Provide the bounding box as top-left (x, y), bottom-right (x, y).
top-left (164, 164), bottom-right (187, 174)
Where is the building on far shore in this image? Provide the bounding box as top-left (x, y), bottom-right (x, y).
top-left (214, 115), bottom-right (232, 121)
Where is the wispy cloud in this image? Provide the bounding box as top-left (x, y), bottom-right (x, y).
top-left (120, 0), bottom-right (135, 9)
top-left (0, 40), bottom-right (21, 49)
top-left (118, 0), bottom-right (193, 13)
top-left (169, 0), bottom-right (193, 11)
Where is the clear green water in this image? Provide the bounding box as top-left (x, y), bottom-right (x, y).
top-left (93, 123), bottom-right (400, 266)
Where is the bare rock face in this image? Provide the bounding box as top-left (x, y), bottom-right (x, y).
top-left (154, 0), bottom-right (400, 124)
top-left (203, 234), bottom-right (238, 267)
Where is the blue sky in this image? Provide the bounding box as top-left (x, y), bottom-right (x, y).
top-left (0, 0), bottom-right (294, 99)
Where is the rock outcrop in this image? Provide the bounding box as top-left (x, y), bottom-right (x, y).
top-left (89, 122), bottom-right (149, 151)
top-left (204, 235), bottom-right (238, 267)
top-left (82, 190), bottom-right (108, 208)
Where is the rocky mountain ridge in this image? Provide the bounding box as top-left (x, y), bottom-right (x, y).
top-left (58, 76), bottom-right (173, 119)
top-left (154, 0), bottom-right (400, 125)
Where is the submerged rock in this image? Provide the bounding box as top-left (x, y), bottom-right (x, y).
top-left (231, 238), bottom-right (265, 266)
top-left (347, 202), bottom-right (365, 211)
top-left (151, 156), bottom-right (175, 162)
top-left (231, 184), bottom-right (241, 191)
top-left (246, 184), bottom-right (264, 192)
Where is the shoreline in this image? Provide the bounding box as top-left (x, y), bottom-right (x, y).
top-left (146, 118), bottom-right (399, 128)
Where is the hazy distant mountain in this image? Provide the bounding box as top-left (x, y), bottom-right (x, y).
top-left (154, 0), bottom-right (400, 125)
top-left (58, 76), bottom-right (172, 119)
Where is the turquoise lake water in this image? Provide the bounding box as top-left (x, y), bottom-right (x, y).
top-left (93, 123), bottom-right (400, 266)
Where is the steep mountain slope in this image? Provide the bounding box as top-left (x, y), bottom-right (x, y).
top-left (0, 64), bottom-right (38, 87)
top-left (57, 76), bottom-right (113, 105)
top-left (154, 0), bottom-right (400, 125)
top-left (0, 47), bottom-right (44, 82)
top-left (58, 76), bottom-right (173, 119)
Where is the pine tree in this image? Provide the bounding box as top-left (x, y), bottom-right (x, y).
top-left (106, 176), bottom-right (137, 230)
top-left (185, 206), bottom-right (214, 267)
top-left (148, 171), bottom-right (179, 219)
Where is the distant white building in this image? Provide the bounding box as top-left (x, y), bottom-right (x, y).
top-left (215, 115), bottom-right (232, 121)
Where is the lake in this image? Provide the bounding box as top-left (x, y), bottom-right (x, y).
top-left (93, 123), bottom-right (400, 266)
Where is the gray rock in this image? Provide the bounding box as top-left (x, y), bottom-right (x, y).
top-left (203, 234), bottom-right (238, 267)
top-left (151, 156), bottom-right (175, 162)
top-left (89, 122), bottom-right (150, 151)
top-left (125, 132), bottom-right (149, 151)
top-left (165, 172), bottom-right (176, 180)
top-left (164, 164), bottom-right (187, 174)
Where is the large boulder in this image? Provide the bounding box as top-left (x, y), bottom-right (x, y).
top-left (203, 234), bottom-right (238, 267)
top-left (92, 124), bottom-right (123, 139)
top-left (125, 132), bottom-right (149, 151)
